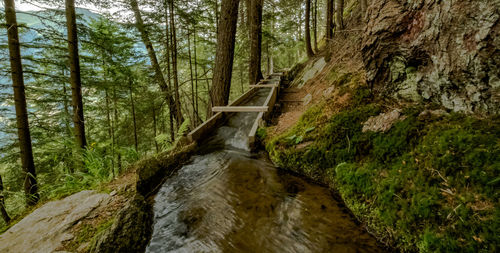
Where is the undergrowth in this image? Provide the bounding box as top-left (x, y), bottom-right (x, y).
top-left (266, 81), bottom-right (500, 252)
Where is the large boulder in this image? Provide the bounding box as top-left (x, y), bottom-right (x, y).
top-left (363, 0), bottom-right (500, 113)
top-left (91, 195), bottom-right (153, 253)
top-left (0, 191), bottom-right (110, 253)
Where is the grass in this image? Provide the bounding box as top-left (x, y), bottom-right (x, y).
top-left (265, 79), bottom-right (500, 252)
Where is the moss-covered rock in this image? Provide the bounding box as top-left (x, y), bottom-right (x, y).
top-left (136, 143), bottom-right (196, 197)
top-left (91, 195), bottom-right (153, 253)
top-left (265, 85), bottom-right (500, 251)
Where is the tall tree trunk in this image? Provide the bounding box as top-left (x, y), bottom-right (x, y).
top-left (105, 88), bottom-right (115, 174)
top-left (248, 0), bottom-right (263, 85)
top-left (65, 0), bottom-right (87, 150)
top-left (152, 103), bottom-right (159, 153)
top-left (130, 0), bottom-right (181, 135)
top-left (187, 30), bottom-right (197, 127)
top-left (335, 0), bottom-right (344, 31)
top-left (313, 0), bottom-right (318, 52)
top-left (193, 25), bottom-right (200, 124)
top-left (168, 0), bottom-right (184, 128)
top-left (209, 0), bottom-right (240, 113)
top-left (202, 65), bottom-right (212, 120)
top-left (0, 175), bottom-right (10, 224)
top-left (163, 1), bottom-right (176, 142)
top-left (305, 0), bottom-right (314, 58)
top-left (112, 86), bottom-right (121, 174)
top-left (129, 79), bottom-right (138, 153)
top-left (326, 0), bottom-right (334, 40)
top-left (4, 0), bottom-right (39, 206)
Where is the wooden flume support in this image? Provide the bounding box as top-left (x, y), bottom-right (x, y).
top-left (187, 73), bottom-right (283, 148)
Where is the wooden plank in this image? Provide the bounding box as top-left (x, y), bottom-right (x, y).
top-left (212, 106), bottom-right (269, 112)
top-left (187, 112), bottom-right (223, 142)
top-left (230, 88), bottom-right (257, 106)
top-left (248, 111), bottom-right (264, 147)
top-left (249, 84), bottom-right (279, 88)
top-left (187, 86), bottom-right (259, 142)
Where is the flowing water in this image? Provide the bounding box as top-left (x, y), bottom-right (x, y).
top-left (146, 81), bottom-right (385, 253)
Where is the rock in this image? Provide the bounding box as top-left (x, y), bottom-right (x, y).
top-left (293, 57), bottom-right (327, 88)
top-left (363, 0), bottom-right (500, 114)
top-left (110, 190), bottom-right (117, 196)
top-left (0, 191), bottom-right (110, 253)
top-left (323, 86), bottom-right (335, 97)
top-left (362, 109), bottom-right (406, 133)
top-left (136, 142), bottom-right (196, 196)
top-left (91, 195), bottom-right (153, 253)
top-left (303, 94), bottom-right (313, 106)
top-left (418, 109), bottom-right (449, 120)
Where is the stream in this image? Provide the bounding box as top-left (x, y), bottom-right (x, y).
top-left (146, 79), bottom-right (385, 253)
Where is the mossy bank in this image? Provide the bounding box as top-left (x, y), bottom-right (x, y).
top-left (263, 72), bottom-right (499, 252)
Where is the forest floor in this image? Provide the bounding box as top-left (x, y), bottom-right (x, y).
top-left (262, 15), bottom-right (499, 253)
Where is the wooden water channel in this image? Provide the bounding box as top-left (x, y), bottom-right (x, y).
top-left (187, 72), bottom-right (283, 148)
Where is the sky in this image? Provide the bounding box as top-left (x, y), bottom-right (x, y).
top-left (11, 0), bottom-right (122, 16)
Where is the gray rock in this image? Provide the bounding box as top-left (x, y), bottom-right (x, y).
top-left (303, 94), bottom-right (313, 106)
top-left (0, 191), bottom-right (110, 253)
top-left (362, 110), bottom-right (406, 133)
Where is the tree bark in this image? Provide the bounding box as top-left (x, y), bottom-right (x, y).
top-left (168, 0), bottom-right (184, 128)
top-left (187, 30), bottom-right (197, 127)
top-left (248, 0), bottom-right (263, 85)
top-left (152, 102), bottom-right (159, 153)
top-left (326, 0), bottom-right (334, 40)
top-left (130, 0), bottom-right (182, 133)
top-left (65, 0), bottom-right (87, 150)
top-left (0, 174), bottom-right (11, 224)
top-left (335, 0), bottom-right (344, 31)
top-left (163, 1), bottom-right (176, 142)
top-left (209, 0), bottom-right (240, 112)
top-left (4, 0), bottom-right (39, 206)
top-left (305, 0), bottom-right (314, 58)
top-left (193, 25), bottom-right (200, 124)
top-left (129, 79), bottom-right (138, 153)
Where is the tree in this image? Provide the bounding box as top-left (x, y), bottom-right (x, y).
top-left (65, 0), bottom-right (87, 150)
top-left (305, 0), bottom-right (314, 57)
top-left (248, 0), bottom-right (264, 84)
top-left (210, 0), bottom-right (240, 111)
top-left (0, 175), bottom-right (10, 224)
top-left (3, 0), bottom-right (39, 206)
top-left (130, 0), bottom-right (183, 130)
top-left (167, 0), bottom-right (185, 128)
top-left (335, 0), bottom-right (344, 30)
top-left (326, 0), bottom-right (334, 40)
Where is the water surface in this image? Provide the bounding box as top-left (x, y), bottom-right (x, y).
top-left (147, 80), bottom-right (385, 253)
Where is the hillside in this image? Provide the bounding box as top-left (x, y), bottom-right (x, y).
top-left (263, 1), bottom-right (499, 251)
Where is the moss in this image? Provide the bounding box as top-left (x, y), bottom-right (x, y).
top-left (266, 97), bottom-right (500, 252)
top-left (67, 217), bottom-right (115, 252)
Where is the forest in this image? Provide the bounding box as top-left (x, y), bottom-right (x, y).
top-left (0, 0), bottom-right (315, 220)
top-left (1, 0), bottom-right (499, 252)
